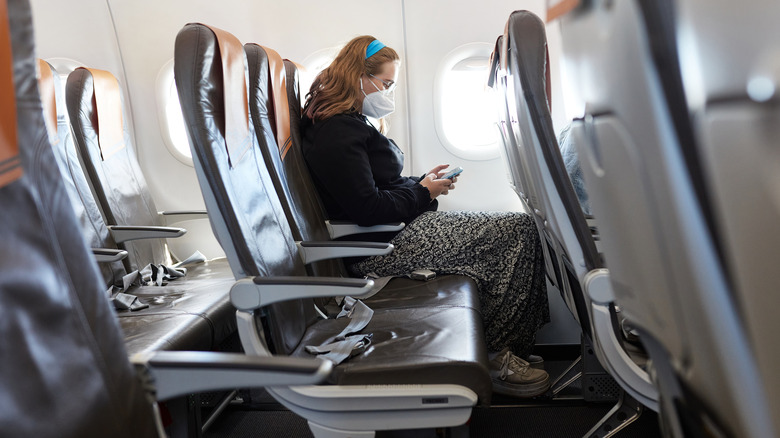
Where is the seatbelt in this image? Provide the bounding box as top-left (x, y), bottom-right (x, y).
top-left (305, 299), bottom-right (374, 364)
top-left (306, 268), bottom-right (437, 363)
top-left (304, 334), bottom-right (373, 365)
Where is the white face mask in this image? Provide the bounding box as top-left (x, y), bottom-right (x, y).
top-left (361, 77), bottom-right (395, 119)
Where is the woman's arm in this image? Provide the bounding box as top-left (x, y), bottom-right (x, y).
top-left (305, 119), bottom-right (433, 226)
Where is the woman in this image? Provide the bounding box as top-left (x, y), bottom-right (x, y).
top-left (301, 35), bottom-right (551, 398)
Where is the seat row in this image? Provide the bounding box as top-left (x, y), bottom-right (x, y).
top-left (494, 2), bottom-right (780, 437)
top-left (173, 23), bottom-right (496, 437)
top-left (36, 58), bottom-right (236, 356)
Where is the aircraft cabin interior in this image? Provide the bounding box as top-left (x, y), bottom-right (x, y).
top-left (1, 0), bottom-right (778, 437)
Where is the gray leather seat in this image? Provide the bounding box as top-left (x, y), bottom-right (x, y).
top-left (63, 65), bottom-right (237, 354)
top-left (36, 60), bottom-right (235, 355)
top-left (175, 22), bottom-right (491, 437)
top-left (488, 35), bottom-right (566, 300)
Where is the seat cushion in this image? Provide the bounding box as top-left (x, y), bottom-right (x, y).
top-left (292, 305), bottom-right (491, 406)
top-left (364, 274), bottom-right (481, 312)
top-left (116, 258), bottom-right (236, 354)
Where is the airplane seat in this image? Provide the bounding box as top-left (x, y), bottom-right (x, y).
top-left (37, 58), bottom-right (126, 286)
top-left (0, 1), bottom-right (332, 436)
top-left (555, 0), bottom-right (775, 436)
top-left (65, 66), bottom-right (167, 270)
top-left (500, 10), bottom-right (659, 433)
top-left (35, 59), bottom-right (237, 356)
top-left (243, 43), bottom-right (483, 313)
top-left (488, 35), bottom-right (566, 302)
top-left (64, 66), bottom-right (239, 353)
top-left (243, 42), bottom-right (345, 287)
top-left (674, 0), bottom-right (780, 435)
top-left (175, 22), bottom-right (491, 437)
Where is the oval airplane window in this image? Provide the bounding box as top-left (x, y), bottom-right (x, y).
top-left (301, 47), bottom-right (339, 98)
top-left (156, 58), bottom-right (193, 166)
top-left (434, 42), bottom-right (499, 161)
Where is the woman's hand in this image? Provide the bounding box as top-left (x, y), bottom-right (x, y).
top-left (420, 173), bottom-right (455, 200)
top-left (425, 164), bottom-right (450, 179)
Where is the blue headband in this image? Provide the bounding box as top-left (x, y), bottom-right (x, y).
top-left (365, 40), bottom-right (385, 59)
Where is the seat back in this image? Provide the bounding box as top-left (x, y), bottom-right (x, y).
top-left (489, 34), bottom-right (565, 296)
top-left (66, 67), bottom-right (167, 270)
top-left (503, 10), bottom-right (597, 342)
top-left (503, 9), bottom-right (658, 409)
top-left (244, 43), bottom-right (345, 278)
top-left (174, 23), bottom-right (319, 354)
top-left (37, 59), bottom-right (126, 286)
top-left (0, 0), bottom-right (156, 435)
top-left (488, 36), bottom-right (526, 200)
top-left (675, 0), bottom-right (780, 434)
top-left (557, 1), bottom-right (773, 435)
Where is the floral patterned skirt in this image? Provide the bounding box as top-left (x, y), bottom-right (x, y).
top-left (349, 210), bottom-right (550, 356)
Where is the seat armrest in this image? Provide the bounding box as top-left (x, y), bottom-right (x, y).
top-left (92, 248), bottom-right (127, 263)
top-left (584, 268), bottom-right (614, 305)
top-left (325, 220), bottom-right (404, 239)
top-left (158, 210), bottom-right (209, 224)
top-left (131, 351), bottom-right (332, 401)
top-left (108, 225), bottom-right (187, 244)
top-left (584, 269), bottom-right (658, 410)
top-left (296, 241), bottom-right (394, 264)
top-left (231, 276), bottom-right (375, 311)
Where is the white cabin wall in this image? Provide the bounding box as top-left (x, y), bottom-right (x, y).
top-left (29, 0), bottom-right (135, 154)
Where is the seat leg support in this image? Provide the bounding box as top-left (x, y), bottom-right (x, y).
top-left (308, 421), bottom-right (376, 438)
top-left (551, 354), bottom-right (583, 396)
top-left (583, 391), bottom-right (643, 438)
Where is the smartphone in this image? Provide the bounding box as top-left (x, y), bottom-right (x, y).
top-left (441, 166), bottom-right (463, 180)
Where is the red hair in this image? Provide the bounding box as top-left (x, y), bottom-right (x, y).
top-left (304, 35), bottom-right (399, 126)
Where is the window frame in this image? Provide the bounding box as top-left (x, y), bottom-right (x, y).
top-left (155, 58), bottom-right (193, 167)
top-left (433, 42), bottom-right (500, 161)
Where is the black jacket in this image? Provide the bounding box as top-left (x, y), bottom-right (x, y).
top-left (302, 112), bottom-right (437, 229)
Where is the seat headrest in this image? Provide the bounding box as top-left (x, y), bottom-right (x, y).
top-left (75, 67), bottom-right (125, 160)
top-left (0, 0), bottom-right (20, 188)
top-left (36, 59), bottom-right (58, 146)
top-left (248, 43), bottom-right (292, 160)
top-left (506, 11), bottom-right (552, 112)
top-left (546, 0), bottom-right (581, 22)
top-left (487, 35), bottom-right (502, 88)
top-left (201, 23), bottom-right (251, 166)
